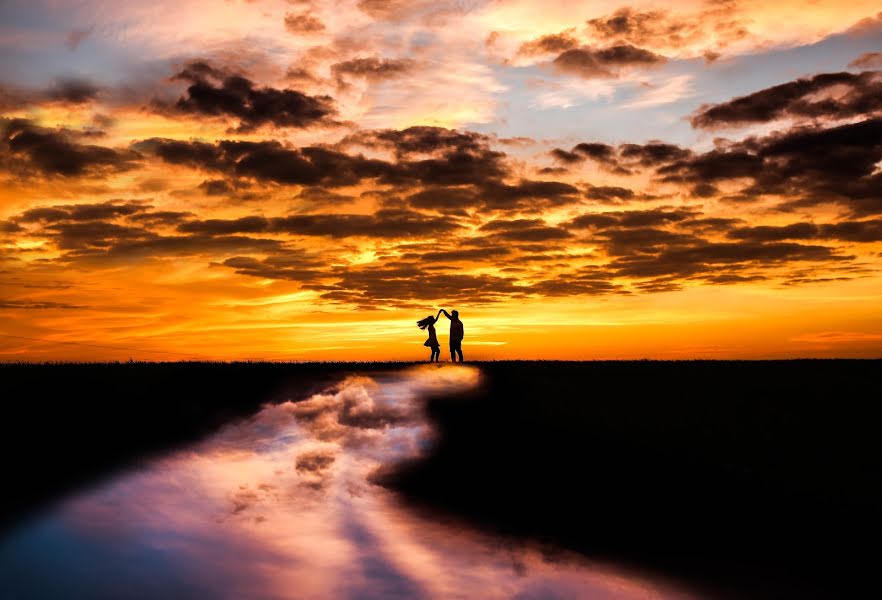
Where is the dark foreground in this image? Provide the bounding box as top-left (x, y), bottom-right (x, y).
top-left (2, 360), bottom-right (880, 598)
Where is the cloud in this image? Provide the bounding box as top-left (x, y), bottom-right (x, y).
top-left (479, 180), bottom-right (581, 209)
top-left (568, 208), bottom-right (699, 230)
top-left (849, 52), bottom-right (882, 69)
top-left (284, 12), bottom-right (326, 34)
top-left (179, 208), bottom-right (462, 239)
top-left (1, 119), bottom-right (140, 177)
top-left (15, 200), bottom-right (148, 223)
top-left (659, 118), bottom-right (882, 213)
top-left (330, 57), bottom-right (414, 84)
top-left (138, 126), bottom-right (509, 188)
top-left (45, 78), bottom-right (100, 104)
top-left (162, 61), bottom-right (337, 132)
top-left (610, 240), bottom-right (851, 280)
top-left (7, 199), bottom-right (283, 260)
top-left (552, 45), bottom-right (665, 78)
top-left (479, 218), bottom-right (573, 241)
top-left (583, 185), bottom-right (635, 202)
top-left (416, 247), bottom-right (511, 262)
top-left (728, 219), bottom-right (882, 242)
top-left (0, 300), bottom-right (86, 309)
top-left (342, 126), bottom-right (491, 157)
top-left (585, 6), bottom-right (748, 55)
top-left (405, 187), bottom-right (480, 212)
top-left (223, 254), bottom-right (325, 283)
top-left (305, 266), bottom-right (525, 307)
top-left (550, 140), bottom-right (690, 174)
top-left (517, 31), bottom-right (580, 56)
top-left (294, 449), bottom-right (336, 474)
top-left (690, 71), bottom-right (882, 129)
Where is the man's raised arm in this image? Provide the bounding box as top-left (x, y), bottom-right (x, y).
top-left (439, 309), bottom-right (451, 319)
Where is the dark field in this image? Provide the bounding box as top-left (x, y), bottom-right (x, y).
top-left (2, 360), bottom-right (880, 598)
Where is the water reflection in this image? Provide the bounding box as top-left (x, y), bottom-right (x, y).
top-left (0, 365), bottom-right (696, 599)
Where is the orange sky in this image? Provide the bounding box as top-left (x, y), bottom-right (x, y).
top-left (1, 0), bottom-right (882, 360)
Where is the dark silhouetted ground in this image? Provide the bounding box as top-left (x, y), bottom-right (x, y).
top-left (0, 361), bottom-right (396, 528)
top-left (383, 360), bottom-right (882, 599)
top-left (2, 360), bottom-right (880, 598)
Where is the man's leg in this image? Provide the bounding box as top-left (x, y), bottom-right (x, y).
top-left (455, 347), bottom-right (463, 362)
top-left (450, 344), bottom-right (457, 362)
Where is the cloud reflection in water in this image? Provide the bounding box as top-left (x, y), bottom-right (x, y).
top-left (0, 365), bottom-right (696, 599)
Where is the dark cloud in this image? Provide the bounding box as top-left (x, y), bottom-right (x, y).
top-left (304, 265), bottom-right (525, 307)
top-left (295, 449), bottom-right (336, 474)
top-left (849, 52), bottom-right (882, 70)
top-left (728, 219), bottom-right (882, 243)
top-left (479, 218), bottom-right (572, 241)
top-left (271, 209), bottom-right (462, 239)
top-left (0, 300), bottom-right (85, 309)
top-left (618, 142), bottom-right (691, 167)
top-left (179, 208), bottom-right (462, 239)
top-left (45, 78), bottom-right (100, 104)
top-left (223, 254), bottom-right (324, 283)
top-left (163, 61), bottom-right (336, 132)
top-left (138, 127), bottom-right (509, 188)
top-left (529, 269), bottom-right (622, 296)
top-left (284, 12), bottom-right (326, 34)
top-left (137, 137), bottom-right (390, 186)
top-left (690, 71), bottom-right (882, 129)
top-left (552, 45), bottom-right (665, 78)
top-left (551, 140), bottom-right (690, 175)
top-left (1, 119), bottom-right (140, 177)
top-left (585, 6), bottom-right (747, 51)
top-left (296, 187), bottom-right (356, 205)
top-left (480, 218), bottom-right (546, 232)
top-left (127, 211), bottom-right (195, 226)
top-left (600, 227), bottom-right (700, 256)
top-left (330, 57), bottom-right (414, 83)
top-left (406, 187), bottom-right (479, 212)
top-left (659, 118), bottom-right (882, 212)
top-left (583, 185), bottom-right (635, 202)
top-left (343, 126), bottom-right (490, 157)
top-left (90, 234), bottom-right (282, 259)
top-left (15, 200), bottom-right (147, 223)
top-left (517, 31), bottom-right (580, 56)
top-left (7, 199), bottom-right (282, 260)
top-left (417, 247), bottom-right (511, 262)
top-left (610, 241), bottom-right (851, 279)
top-left (199, 179), bottom-right (235, 196)
top-left (0, 220), bottom-right (24, 233)
top-left (477, 180), bottom-right (580, 210)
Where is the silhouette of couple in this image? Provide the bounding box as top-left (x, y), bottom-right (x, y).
top-left (417, 309), bottom-right (464, 363)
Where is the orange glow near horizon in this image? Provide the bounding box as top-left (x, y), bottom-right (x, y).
top-left (2, 0), bottom-right (882, 361)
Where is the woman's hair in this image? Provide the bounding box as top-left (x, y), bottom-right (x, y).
top-left (416, 315), bottom-right (435, 329)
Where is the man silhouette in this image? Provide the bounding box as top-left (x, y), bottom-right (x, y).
top-left (440, 309), bottom-right (464, 362)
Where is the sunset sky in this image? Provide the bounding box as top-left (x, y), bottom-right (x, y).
top-left (2, 0), bottom-right (881, 360)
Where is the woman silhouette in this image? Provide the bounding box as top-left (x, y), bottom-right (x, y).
top-left (417, 310), bottom-right (443, 362)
